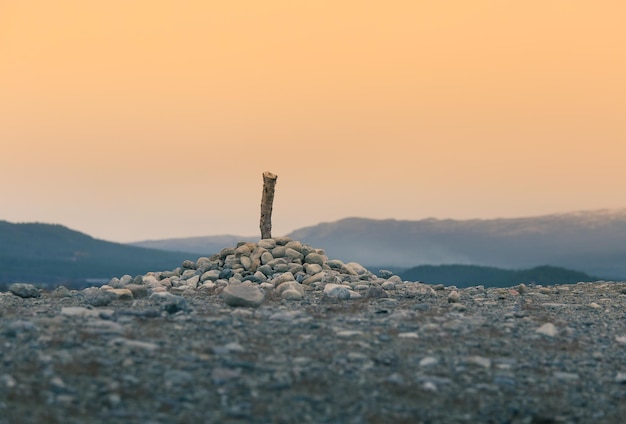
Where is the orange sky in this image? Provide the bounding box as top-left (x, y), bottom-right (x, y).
top-left (1, 1), bottom-right (625, 242)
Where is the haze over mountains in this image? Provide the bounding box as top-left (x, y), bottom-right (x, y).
top-left (0, 221), bottom-right (190, 287)
top-left (2, 209), bottom-right (626, 288)
top-left (132, 209), bottom-right (626, 280)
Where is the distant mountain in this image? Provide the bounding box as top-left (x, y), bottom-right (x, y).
top-left (400, 265), bottom-right (599, 288)
top-left (130, 235), bottom-right (250, 256)
top-left (0, 221), bottom-right (192, 287)
top-left (288, 209), bottom-right (626, 279)
top-left (126, 209), bottom-right (626, 280)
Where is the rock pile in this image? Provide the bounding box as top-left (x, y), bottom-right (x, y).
top-left (87, 237), bottom-right (408, 308)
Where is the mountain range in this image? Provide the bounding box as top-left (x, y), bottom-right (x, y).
top-left (3, 208), bottom-right (626, 288)
top-left (132, 209), bottom-right (626, 280)
top-left (0, 221), bottom-right (191, 287)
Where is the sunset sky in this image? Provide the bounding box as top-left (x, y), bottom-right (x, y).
top-left (1, 1), bottom-right (625, 242)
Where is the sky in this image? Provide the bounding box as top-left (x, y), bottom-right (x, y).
top-left (1, 1), bottom-right (625, 243)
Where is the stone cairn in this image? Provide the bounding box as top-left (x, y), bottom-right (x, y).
top-left (89, 237), bottom-right (405, 308)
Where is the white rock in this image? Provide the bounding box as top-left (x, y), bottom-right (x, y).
top-left (535, 323), bottom-right (558, 337)
top-left (419, 357), bottom-right (439, 367)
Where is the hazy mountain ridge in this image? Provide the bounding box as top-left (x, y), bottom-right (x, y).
top-left (399, 264), bottom-right (599, 288)
top-left (0, 220), bottom-right (192, 286)
top-left (288, 209), bottom-right (626, 279)
top-left (126, 208), bottom-right (626, 280)
top-left (131, 235), bottom-right (251, 256)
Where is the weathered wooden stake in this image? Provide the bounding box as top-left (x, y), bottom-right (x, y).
top-left (260, 172), bottom-right (278, 239)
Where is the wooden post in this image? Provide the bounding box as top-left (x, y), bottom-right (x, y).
top-left (260, 172), bottom-right (278, 239)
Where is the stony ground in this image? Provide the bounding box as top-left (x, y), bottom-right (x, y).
top-left (2, 279), bottom-right (626, 424)
top-left (2, 238), bottom-right (626, 423)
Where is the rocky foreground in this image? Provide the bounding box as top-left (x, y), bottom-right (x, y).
top-left (2, 238), bottom-right (626, 423)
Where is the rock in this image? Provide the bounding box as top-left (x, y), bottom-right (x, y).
top-left (324, 284), bottom-right (351, 300)
top-left (327, 259), bottom-right (344, 270)
top-left (274, 236), bottom-right (291, 245)
top-left (276, 281), bottom-right (304, 296)
top-left (222, 283), bottom-right (265, 308)
top-left (304, 252), bottom-right (325, 265)
top-left (419, 357), bottom-right (439, 367)
top-left (110, 288), bottom-right (134, 300)
top-left (120, 275), bottom-right (133, 285)
top-left (182, 260), bottom-right (197, 269)
top-left (378, 269), bottom-right (394, 279)
top-left (124, 284), bottom-right (148, 298)
top-left (302, 271), bottom-right (326, 285)
top-left (615, 372), bottom-right (626, 384)
top-left (447, 290), bottom-right (461, 303)
top-left (281, 289), bottom-right (303, 301)
top-left (366, 286), bottom-right (388, 298)
top-left (258, 239), bottom-right (276, 249)
top-left (464, 356), bottom-right (492, 368)
top-left (536, 323), bottom-right (558, 337)
top-left (271, 272), bottom-right (295, 286)
top-left (83, 288), bottom-right (117, 306)
top-left (345, 262), bottom-right (368, 276)
top-left (240, 256), bottom-right (253, 271)
top-left (162, 295), bottom-right (189, 314)
top-left (272, 246), bottom-right (287, 258)
top-left (260, 251), bottom-right (274, 265)
top-left (304, 263), bottom-right (323, 275)
top-left (235, 244), bottom-right (252, 256)
top-left (285, 248), bottom-right (304, 261)
top-left (200, 269), bottom-right (222, 282)
top-left (61, 307), bottom-right (114, 318)
top-left (51, 286), bottom-right (73, 298)
top-left (8, 283), bottom-right (41, 298)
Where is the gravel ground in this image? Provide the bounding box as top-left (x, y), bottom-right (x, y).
top-left (2, 280), bottom-right (626, 423)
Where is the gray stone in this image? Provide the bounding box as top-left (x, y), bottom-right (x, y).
top-left (324, 284), bottom-right (351, 300)
top-left (240, 256), bottom-right (253, 271)
top-left (257, 265), bottom-right (273, 276)
top-left (276, 281), bottom-right (305, 296)
top-left (186, 275), bottom-right (200, 288)
top-left (285, 248), bottom-right (304, 261)
top-left (254, 271), bottom-right (268, 282)
top-left (235, 244), bottom-right (252, 256)
top-left (304, 263), bottom-right (323, 275)
top-left (83, 287), bottom-right (117, 306)
top-left (281, 289), bottom-right (303, 301)
top-left (260, 251), bottom-right (274, 265)
top-left (327, 259), bottom-right (344, 270)
top-left (258, 239), bottom-right (276, 249)
top-left (274, 236), bottom-right (292, 246)
top-left (182, 260), bottom-right (197, 269)
top-left (120, 275), bottom-right (133, 285)
top-left (271, 272), bottom-right (295, 286)
top-left (202, 269), bottom-right (221, 282)
top-left (447, 290), bottom-right (461, 303)
top-left (289, 264), bottom-right (304, 275)
top-left (272, 246), bottom-right (287, 258)
top-left (222, 283), bottom-right (265, 307)
top-left (8, 283), bottom-right (41, 298)
top-left (285, 240), bottom-right (303, 252)
top-left (304, 252), bottom-right (325, 265)
top-left (302, 271), bottom-right (326, 285)
top-left (378, 269), bottom-right (394, 279)
top-left (162, 295), bottom-right (189, 314)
